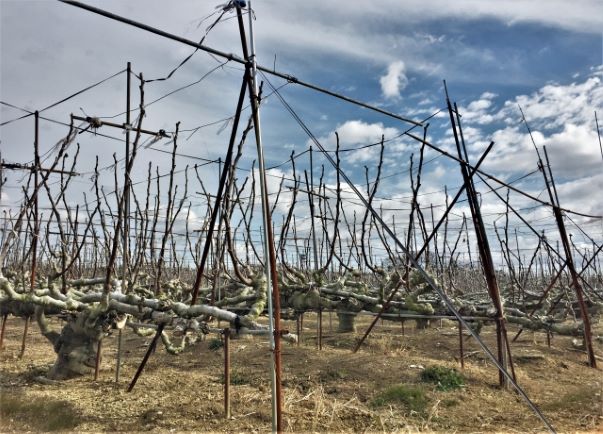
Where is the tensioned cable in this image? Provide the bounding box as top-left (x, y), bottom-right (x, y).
top-left (57, 0), bottom-right (423, 127)
top-left (0, 101), bottom-right (34, 124)
top-left (143, 8), bottom-right (228, 83)
top-left (566, 214), bottom-right (601, 248)
top-left (0, 105), bottom-right (557, 228)
top-left (0, 68), bottom-right (126, 127)
top-left (55, 0), bottom-right (599, 223)
top-left (261, 71), bottom-right (556, 433)
top-left (1, 101), bottom-right (309, 189)
top-left (100, 58), bottom-right (234, 121)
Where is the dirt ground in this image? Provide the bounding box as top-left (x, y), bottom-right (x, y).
top-left (0, 313), bottom-right (602, 433)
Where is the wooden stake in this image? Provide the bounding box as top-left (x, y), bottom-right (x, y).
top-left (0, 314), bottom-right (8, 351)
top-left (94, 340), bottom-right (102, 380)
top-left (18, 316), bottom-right (29, 359)
top-left (224, 328), bottom-right (231, 419)
top-left (459, 321), bottom-right (465, 369)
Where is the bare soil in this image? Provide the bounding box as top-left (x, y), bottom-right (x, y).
top-left (1, 314), bottom-right (602, 433)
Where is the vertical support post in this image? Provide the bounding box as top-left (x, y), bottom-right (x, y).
top-left (542, 146), bottom-right (596, 368)
top-left (115, 329), bottom-right (123, 383)
top-left (458, 320), bottom-right (464, 369)
top-left (224, 328), bottom-right (231, 419)
top-left (19, 113), bottom-right (40, 361)
top-left (238, 4), bottom-right (283, 431)
top-left (445, 86), bottom-right (510, 387)
top-left (94, 340), bottom-right (102, 380)
top-left (211, 157), bottom-right (224, 306)
top-left (318, 306), bottom-right (323, 350)
top-left (123, 61), bottom-right (131, 288)
top-left (116, 60), bottom-right (132, 383)
top-left (31, 111), bottom-right (40, 291)
top-left (305, 148), bottom-right (322, 351)
top-left (19, 316), bottom-right (29, 359)
top-left (0, 314), bottom-right (7, 351)
top-left (309, 147), bottom-right (323, 351)
top-left (296, 314), bottom-right (300, 347)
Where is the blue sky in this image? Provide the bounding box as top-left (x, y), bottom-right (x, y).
top-left (1, 0), bottom-right (602, 268)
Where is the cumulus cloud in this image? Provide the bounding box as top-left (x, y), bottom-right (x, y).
top-left (459, 91), bottom-right (498, 124)
top-left (453, 72), bottom-right (603, 180)
top-left (500, 76), bottom-right (602, 130)
top-left (380, 61), bottom-right (408, 100)
top-left (313, 120), bottom-right (400, 164)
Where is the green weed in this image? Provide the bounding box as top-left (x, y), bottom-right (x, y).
top-left (372, 384), bottom-right (428, 413)
top-left (420, 365), bottom-right (464, 391)
top-left (208, 337), bottom-right (224, 351)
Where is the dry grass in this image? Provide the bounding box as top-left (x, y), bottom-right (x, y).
top-left (0, 314), bottom-right (602, 432)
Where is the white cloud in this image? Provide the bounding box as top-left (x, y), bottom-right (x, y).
top-left (555, 172), bottom-right (603, 217)
top-left (380, 61), bottom-right (408, 100)
top-left (459, 92), bottom-right (498, 124)
top-left (312, 120), bottom-right (400, 164)
top-left (456, 72), bottom-right (603, 179)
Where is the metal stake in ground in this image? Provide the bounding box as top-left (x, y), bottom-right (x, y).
top-left (127, 322), bottom-right (165, 392)
top-left (0, 314), bottom-right (7, 351)
top-left (116, 60), bottom-right (132, 383)
top-left (447, 92), bottom-right (511, 387)
top-left (21, 111), bottom-right (41, 360)
top-left (94, 340), bottom-right (102, 380)
top-left (224, 328), bottom-right (231, 419)
top-left (237, 4), bottom-right (283, 431)
top-left (542, 146), bottom-right (596, 368)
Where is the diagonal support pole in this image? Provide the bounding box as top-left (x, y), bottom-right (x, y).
top-left (542, 146), bottom-right (596, 368)
top-left (190, 71), bottom-right (249, 306)
top-left (446, 90), bottom-right (511, 387)
top-left (353, 140), bottom-right (495, 353)
top-left (127, 322), bottom-right (165, 392)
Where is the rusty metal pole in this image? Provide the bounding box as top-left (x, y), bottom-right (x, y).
top-left (238, 4), bottom-right (283, 431)
top-left (459, 320), bottom-right (465, 369)
top-left (318, 307), bottom-right (323, 350)
top-left (20, 112), bottom-right (41, 360)
top-left (127, 322), bottom-right (165, 392)
top-left (30, 111), bottom-right (40, 291)
top-left (446, 90), bottom-right (509, 387)
top-left (309, 147), bottom-right (323, 351)
top-left (224, 328), bottom-right (231, 419)
top-left (189, 72), bottom-right (249, 306)
top-left (296, 314), bottom-right (300, 347)
top-left (116, 60), bottom-right (132, 383)
top-left (18, 316), bottom-right (29, 359)
top-left (115, 328), bottom-right (123, 382)
top-left (542, 146), bottom-right (596, 368)
top-left (0, 314), bottom-right (7, 351)
top-left (123, 60), bottom-right (131, 283)
top-left (94, 340), bottom-right (102, 380)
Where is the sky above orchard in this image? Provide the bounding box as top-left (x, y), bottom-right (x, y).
top-left (1, 0), bottom-right (602, 266)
